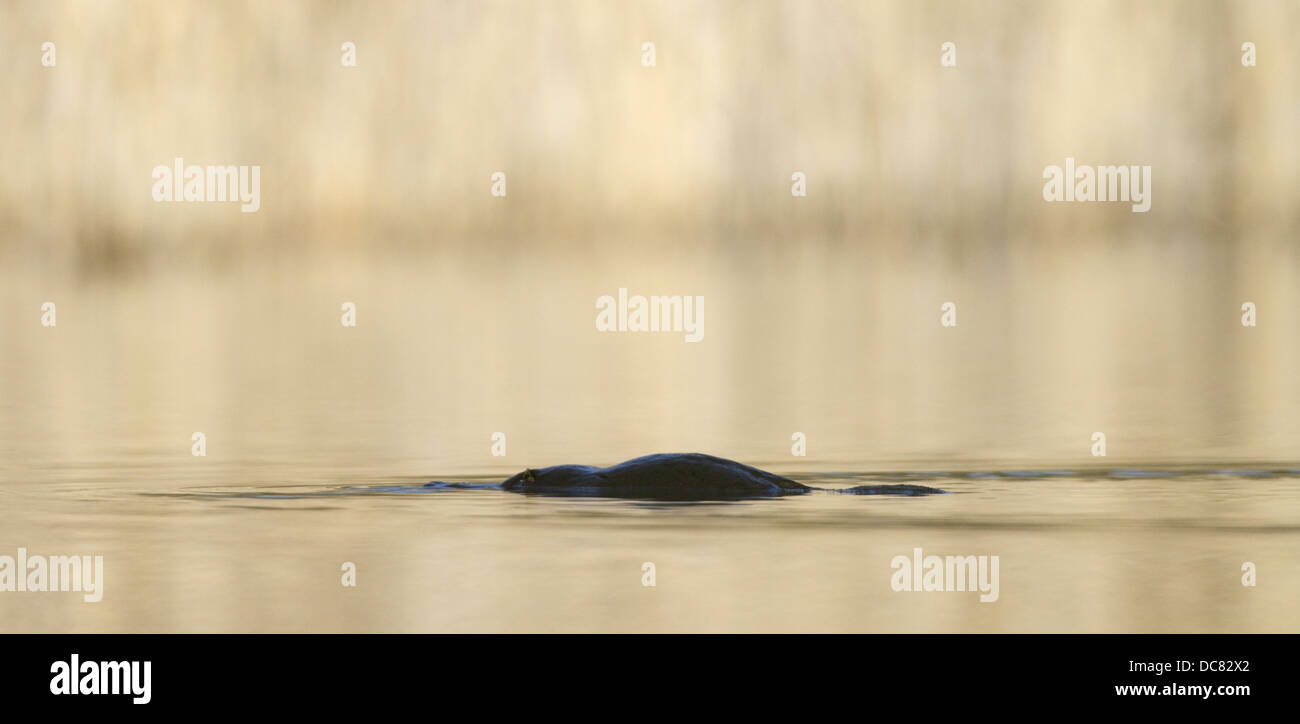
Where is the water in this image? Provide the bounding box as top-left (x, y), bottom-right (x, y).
top-left (3, 248), bottom-right (1298, 633)
top-left (2, 266), bottom-right (1297, 632)
top-left (3, 463), bottom-right (1297, 632)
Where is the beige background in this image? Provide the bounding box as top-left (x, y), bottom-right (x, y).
top-left (0, 1), bottom-right (1297, 633)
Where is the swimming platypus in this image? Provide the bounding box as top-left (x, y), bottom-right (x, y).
top-left (425, 453), bottom-right (946, 500)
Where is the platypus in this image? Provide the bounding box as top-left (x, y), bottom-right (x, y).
top-left (425, 453), bottom-right (946, 500)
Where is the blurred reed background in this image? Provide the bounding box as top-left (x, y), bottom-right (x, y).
top-left (1, 0), bottom-right (1298, 477)
top-left (2, 0), bottom-right (1300, 636)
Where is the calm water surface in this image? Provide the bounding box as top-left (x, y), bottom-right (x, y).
top-left (2, 266), bottom-right (1297, 633)
top-left (3, 464), bottom-right (1296, 632)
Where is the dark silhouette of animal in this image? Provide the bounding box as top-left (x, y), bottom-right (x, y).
top-left (425, 453), bottom-right (946, 500)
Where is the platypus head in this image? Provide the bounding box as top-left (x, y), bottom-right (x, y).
top-left (501, 468), bottom-right (538, 491)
